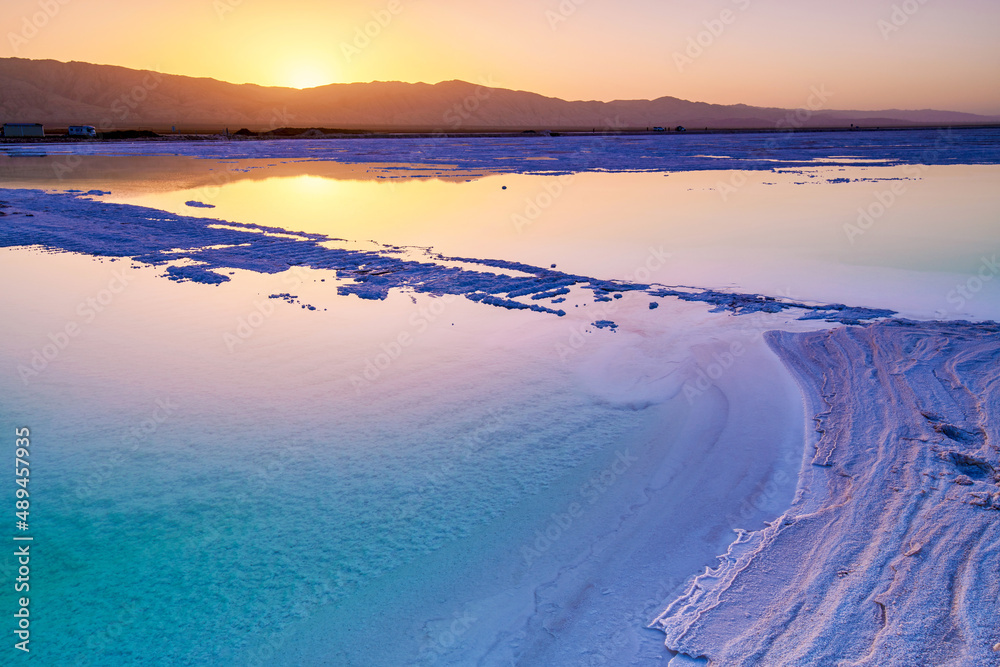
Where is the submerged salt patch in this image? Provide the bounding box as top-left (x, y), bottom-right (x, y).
top-left (0, 188), bottom-right (896, 326)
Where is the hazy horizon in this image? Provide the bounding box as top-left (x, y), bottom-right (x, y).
top-left (4, 0), bottom-right (999, 115)
top-left (5, 56), bottom-right (1000, 122)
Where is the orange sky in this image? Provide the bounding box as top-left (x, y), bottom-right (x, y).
top-left (4, 0), bottom-right (999, 114)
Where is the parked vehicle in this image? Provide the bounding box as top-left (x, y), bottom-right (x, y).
top-left (2, 123), bottom-right (44, 137)
top-left (68, 125), bottom-right (98, 138)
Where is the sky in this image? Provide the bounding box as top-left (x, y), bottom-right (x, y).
top-left (3, 0), bottom-right (999, 114)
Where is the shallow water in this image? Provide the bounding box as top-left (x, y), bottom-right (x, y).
top-left (4, 246), bottom-right (803, 665)
top-left (3, 142), bottom-right (998, 319)
top-left (1, 131), bottom-right (998, 665)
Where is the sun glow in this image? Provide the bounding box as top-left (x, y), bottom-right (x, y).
top-left (286, 64), bottom-right (336, 90)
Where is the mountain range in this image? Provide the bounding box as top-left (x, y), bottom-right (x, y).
top-left (1, 58), bottom-right (997, 133)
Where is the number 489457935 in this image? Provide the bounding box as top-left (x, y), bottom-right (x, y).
top-left (15, 428), bottom-right (30, 525)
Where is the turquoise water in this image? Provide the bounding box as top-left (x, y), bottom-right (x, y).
top-left (2, 250), bottom-right (666, 665)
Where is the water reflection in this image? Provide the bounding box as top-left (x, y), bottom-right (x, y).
top-left (2, 154), bottom-right (998, 319)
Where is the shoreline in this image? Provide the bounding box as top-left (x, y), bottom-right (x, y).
top-left (3, 123), bottom-right (1000, 144)
top-left (275, 317), bottom-right (806, 665)
top-left (653, 319), bottom-right (1000, 666)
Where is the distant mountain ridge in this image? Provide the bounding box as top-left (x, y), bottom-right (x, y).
top-left (1, 58), bottom-right (997, 132)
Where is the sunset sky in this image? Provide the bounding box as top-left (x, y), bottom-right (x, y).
top-left (4, 0), bottom-right (999, 114)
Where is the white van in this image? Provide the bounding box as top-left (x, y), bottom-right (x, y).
top-left (68, 125), bottom-right (98, 138)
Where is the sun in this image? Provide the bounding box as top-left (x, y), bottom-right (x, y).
top-left (286, 64), bottom-right (335, 90)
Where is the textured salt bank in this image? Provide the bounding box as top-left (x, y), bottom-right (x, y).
top-left (653, 320), bottom-right (1000, 666)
